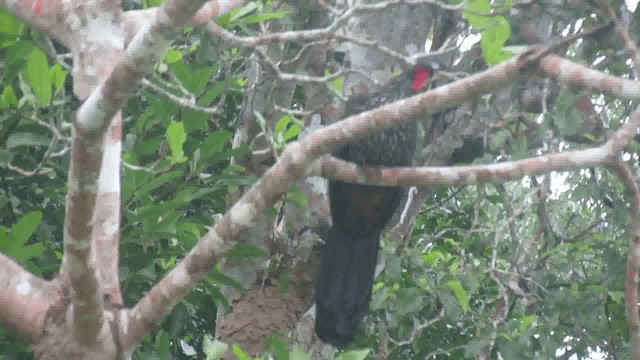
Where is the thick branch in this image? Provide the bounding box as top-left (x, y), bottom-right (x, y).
top-left (126, 46), bottom-right (640, 348)
top-left (0, 254), bottom-right (51, 343)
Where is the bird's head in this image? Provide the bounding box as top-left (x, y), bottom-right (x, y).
top-left (411, 65), bottom-right (431, 92)
top-left (410, 60), bottom-right (440, 92)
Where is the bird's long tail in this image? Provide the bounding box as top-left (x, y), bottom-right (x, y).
top-left (314, 225), bottom-right (380, 347)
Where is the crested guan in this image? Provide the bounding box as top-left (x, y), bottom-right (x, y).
top-left (315, 61), bottom-right (437, 347)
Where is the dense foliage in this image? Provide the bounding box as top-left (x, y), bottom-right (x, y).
top-left (0, 0), bottom-right (638, 359)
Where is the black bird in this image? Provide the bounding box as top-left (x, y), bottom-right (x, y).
top-left (314, 61), bottom-right (437, 347)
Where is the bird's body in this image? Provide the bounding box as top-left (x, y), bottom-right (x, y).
top-left (314, 64), bottom-right (433, 347)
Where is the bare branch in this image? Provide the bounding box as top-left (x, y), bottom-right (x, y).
top-left (142, 78), bottom-right (223, 123)
top-left (388, 308), bottom-right (445, 346)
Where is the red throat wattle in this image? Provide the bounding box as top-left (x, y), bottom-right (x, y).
top-left (412, 66), bottom-right (430, 92)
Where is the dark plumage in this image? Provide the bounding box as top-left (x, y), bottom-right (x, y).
top-left (315, 63), bottom-right (435, 347)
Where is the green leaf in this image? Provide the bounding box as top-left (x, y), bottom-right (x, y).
top-left (208, 271), bottom-right (247, 294)
top-left (0, 8), bottom-right (23, 37)
top-left (134, 200), bottom-right (180, 222)
top-left (511, 136), bottom-right (528, 160)
top-left (283, 123), bottom-right (302, 141)
top-left (243, 11), bottom-right (288, 24)
top-left (193, 130), bottom-right (237, 170)
top-left (263, 334), bottom-right (289, 360)
top-left (153, 330), bottom-right (171, 356)
top-left (144, 0), bottom-right (165, 7)
top-left (334, 349), bottom-right (371, 360)
top-left (553, 93), bottom-right (584, 136)
top-left (264, 206), bottom-right (279, 222)
top-left (485, 194), bottom-right (502, 204)
top-left (5, 40), bottom-right (35, 69)
top-left (170, 62), bottom-right (216, 95)
top-left (165, 49), bottom-right (183, 64)
top-left (229, 2), bottom-right (259, 23)
top-left (421, 250), bottom-right (444, 265)
top-left (0, 227), bottom-right (9, 250)
top-left (274, 115), bottom-right (292, 134)
top-left (462, 0), bottom-right (513, 65)
top-left (201, 130), bottom-right (233, 155)
top-left (480, 18), bottom-right (512, 65)
top-left (173, 187), bottom-right (216, 204)
top-left (608, 290), bottom-right (624, 304)
top-left (556, 113), bottom-right (582, 136)
top-left (11, 211), bottom-right (42, 247)
top-left (395, 288), bottom-right (424, 315)
top-left (207, 285), bottom-right (231, 312)
top-left (203, 336), bottom-right (228, 360)
top-left (284, 186), bottom-right (308, 209)
top-left (447, 280), bottom-right (469, 313)
top-left (385, 252), bottom-right (402, 280)
top-left (0, 85), bottom-right (18, 108)
top-left (224, 242), bottom-right (267, 258)
top-left (489, 129), bottom-right (509, 151)
top-left (448, 261), bottom-right (459, 275)
top-left (125, 170), bottom-right (183, 205)
top-left (197, 81), bottom-right (226, 106)
top-left (182, 109), bottom-right (208, 133)
top-left (0, 149), bottom-right (14, 167)
top-left (24, 47), bottom-right (52, 105)
top-left (325, 69), bottom-right (345, 94)
top-left (49, 64), bottom-right (68, 96)
top-left (278, 270), bottom-right (289, 294)
top-left (462, 0), bottom-right (490, 28)
top-left (231, 344), bottom-right (250, 360)
top-left (519, 314), bottom-right (537, 333)
top-left (191, 67), bottom-right (218, 95)
top-left (10, 243), bottom-right (45, 263)
top-left (290, 344), bottom-right (312, 360)
top-left (165, 120), bottom-right (188, 163)
top-left (6, 132), bottom-right (50, 148)
top-left (177, 222), bottom-right (201, 242)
